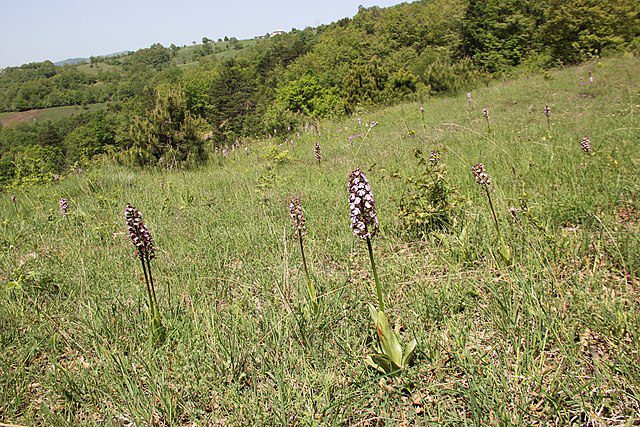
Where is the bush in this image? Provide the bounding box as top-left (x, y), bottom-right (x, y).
top-left (397, 149), bottom-right (463, 239)
top-left (277, 75), bottom-right (346, 117)
top-left (126, 87), bottom-right (208, 167)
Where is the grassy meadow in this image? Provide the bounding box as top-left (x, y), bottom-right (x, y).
top-left (0, 103), bottom-right (106, 128)
top-left (1, 56), bottom-right (640, 425)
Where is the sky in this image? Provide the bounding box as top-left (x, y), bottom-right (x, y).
top-left (0, 0), bottom-right (406, 68)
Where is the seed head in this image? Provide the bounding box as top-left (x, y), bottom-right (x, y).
top-left (314, 141), bottom-right (322, 162)
top-left (124, 204), bottom-right (156, 259)
top-left (471, 163), bottom-right (492, 189)
top-left (288, 197), bottom-right (306, 234)
top-left (420, 106), bottom-right (424, 114)
top-left (54, 174), bottom-right (61, 184)
top-left (59, 198), bottom-right (69, 215)
top-left (581, 136), bottom-right (591, 154)
top-left (483, 108), bottom-right (489, 120)
top-left (10, 194), bottom-right (16, 204)
top-left (348, 168), bottom-right (379, 239)
top-left (467, 92), bottom-right (473, 103)
top-left (543, 105), bottom-right (551, 117)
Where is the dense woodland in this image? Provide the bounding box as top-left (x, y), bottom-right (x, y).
top-left (0, 0), bottom-right (638, 189)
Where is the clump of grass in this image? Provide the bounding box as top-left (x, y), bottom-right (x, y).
top-left (288, 196), bottom-right (317, 311)
top-left (124, 203), bottom-right (165, 342)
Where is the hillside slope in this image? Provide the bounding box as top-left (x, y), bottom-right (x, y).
top-left (1, 56), bottom-right (639, 425)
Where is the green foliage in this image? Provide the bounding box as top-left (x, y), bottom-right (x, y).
top-left (398, 149), bottom-right (463, 239)
top-left (541, 0), bottom-right (640, 64)
top-left (462, 0), bottom-right (547, 73)
top-left (127, 88), bottom-right (207, 167)
top-left (260, 144), bottom-right (290, 165)
top-left (276, 75), bottom-right (345, 117)
top-left (365, 305), bottom-right (417, 375)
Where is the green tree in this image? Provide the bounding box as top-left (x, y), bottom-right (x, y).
top-left (129, 87), bottom-right (207, 167)
top-left (541, 0), bottom-right (640, 63)
top-left (462, 0), bottom-right (547, 72)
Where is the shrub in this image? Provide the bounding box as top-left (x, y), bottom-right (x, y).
top-left (398, 149), bottom-right (463, 238)
top-left (126, 87), bottom-right (208, 167)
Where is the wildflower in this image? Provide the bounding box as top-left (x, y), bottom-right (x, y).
top-left (581, 136), bottom-right (591, 154)
top-left (420, 106), bottom-right (424, 114)
top-left (429, 150), bottom-right (440, 165)
top-left (54, 174), bottom-right (61, 184)
top-left (348, 168), bottom-right (379, 239)
top-left (124, 204), bottom-right (156, 260)
top-left (10, 194), bottom-right (16, 204)
top-left (357, 117), bottom-right (362, 126)
top-left (244, 146), bottom-right (249, 155)
top-left (471, 163), bottom-right (492, 189)
top-left (544, 105), bottom-right (551, 129)
top-left (222, 146), bottom-right (228, 158)
top-left (59, 198), bottom-right (69, 216)
top-left (348, 135), bottom-right (353, 145)
top-left (289, 197), bottom-right (306, 234)
top-left (471, 163), bottom-right (503, 247)
top-left (467, 92), bottom-right (473, 105)
top-left (483, 108), bottom-right (489, 120)
top-left (314, 141), bottom-right (322, 164)
top-left (349, 167), bottom-right (384, 311)
top-left (124, 204), bottom-right (164, 341)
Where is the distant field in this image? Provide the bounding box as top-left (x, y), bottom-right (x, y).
top-left (0, 103), bottom-right (106, 127)
top-left (76, 62), bottom-right (121, 76)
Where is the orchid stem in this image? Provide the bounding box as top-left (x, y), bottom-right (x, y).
top-left (366, 235), bottom-right (384, 312)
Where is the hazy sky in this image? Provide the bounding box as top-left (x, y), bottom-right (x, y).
top-left (0, 0), bottom-right (406, 68)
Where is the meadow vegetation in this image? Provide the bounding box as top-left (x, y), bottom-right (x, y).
top-left (1, 55), bottom-right (639, 425)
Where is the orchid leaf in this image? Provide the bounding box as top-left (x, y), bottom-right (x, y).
top-left (403, 338), bottom-right (417, 367)
top-left (369, 304), bottom-right (403, 367)
top-left (365, 353), bottom-right (401, 375)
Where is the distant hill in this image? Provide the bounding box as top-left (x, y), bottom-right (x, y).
top-left (54, 57), bottom-right (89, 66)
top-left (54, 51), bottom-right (130, 66)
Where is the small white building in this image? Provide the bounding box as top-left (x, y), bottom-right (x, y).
top-left (271, 29), bottom-right (287, 36)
